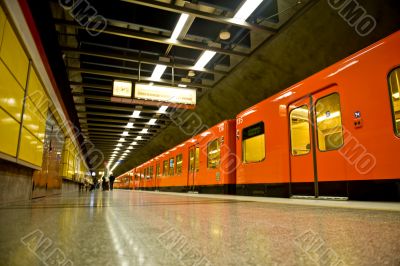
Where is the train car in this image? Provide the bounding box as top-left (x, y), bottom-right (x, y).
top-left (235, 31), bottom-right (400, 200)
top-left (115, 171), bottom-right (132, 189)
top-left (136, 120), bottom-right (237, 194)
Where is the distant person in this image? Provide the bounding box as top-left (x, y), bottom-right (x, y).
top-left (109, 175), bottom-right (115, 190)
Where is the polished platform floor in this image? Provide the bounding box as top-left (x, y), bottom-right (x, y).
top-left (0, 191), bottom-right (399, 266)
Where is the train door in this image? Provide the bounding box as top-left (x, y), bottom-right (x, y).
top-left (187, 145), bottom-right (199, 191)
top-left (289, 87), bottom-right (347, 198)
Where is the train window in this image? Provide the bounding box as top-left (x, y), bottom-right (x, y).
top-left (316, 93), bottom-right (344, 151)
top-left (207, 139), bottom-right (221, 168)
top-left (242, 122), bottom-right (265, 163)
top-left (290, 105), bottom-right (311, 156)
top-left (169, 158), bottom-right (175, 176)
top-left (144, 168), bottom-right (148, 179)
top-left (156, 163), bottom-right (160, 177)
top-left (389, 68), bottom-right (400, 135)
top-left (176, 154), bottom-right (183, 175)
top-left (162, 160), bottom-right (168, 176)
top-left (149, 166), bottom-right (154, 179)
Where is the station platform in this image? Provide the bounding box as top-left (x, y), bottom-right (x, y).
top-left (0, 190), bottom-right (399, 265)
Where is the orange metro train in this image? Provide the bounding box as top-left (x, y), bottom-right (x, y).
top-left (115, 31), bottom-right (400, 200)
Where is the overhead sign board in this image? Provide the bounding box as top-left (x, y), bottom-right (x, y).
top-left (134, 83), bottom-right (196, 105)
top-left (113, 80), bottom-right (132, 98)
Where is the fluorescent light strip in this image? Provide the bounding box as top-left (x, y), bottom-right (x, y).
top-left (151, 64), bottom-right (167, 80)
top-left (140, 128), bottom-right (149, 134)
top-left (171, 13), bottom-right (189, 40)
top-left (131, 110), bottom-right (141, 118)
top-left (158, 105), bottom-right (168, 113)
top-left (194, 50), bottom-right (216, 70)
top-left (234, 0), bottom-right (263, 21)
top-left (148, 119), bottom-right (157, 125)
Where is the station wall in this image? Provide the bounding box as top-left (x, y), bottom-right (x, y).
top-left (0, 4), bottom-right (90, 203)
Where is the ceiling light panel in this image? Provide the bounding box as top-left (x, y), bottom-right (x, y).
top-left (171, 13), bottom-right (189, 40)
top-left (234, 0), bottom-right (264, 21)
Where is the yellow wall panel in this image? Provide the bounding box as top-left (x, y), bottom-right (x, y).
top-left (0, 108), bottom-right (19, 156)
top-left (0, 21), bottom-right (29, 87)
top-left (0, 60), bottom-right (24, 121)
top-left (27, 68), bottom-right (48, 117)
top-left (23, 98), bottom-right (46, 142)
top-left (19, 128), bottom-right (44, 167)
top-left (0, 5), bottom-right (5, 47)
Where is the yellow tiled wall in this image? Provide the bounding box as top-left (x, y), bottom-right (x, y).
top-left (0, 6), bottom-right (46, 167)
top-left (0, 20), bottom-right (29, 87)
top-left (18, 128), bottom-right (44, 167)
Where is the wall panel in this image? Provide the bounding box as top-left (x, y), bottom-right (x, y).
top-left (0, 20), bottom-right (29, 87)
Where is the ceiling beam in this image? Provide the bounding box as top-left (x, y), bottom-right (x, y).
top-left (78, 111), bottom-right (171, 121)
top-left (68, 67), bottom-right (212, 89)
top-left (62, 47), bottom-right (228, 75)
top-left (120, 0), bottom-right (277, 33)
top-left (54, 19), bottom-right (249, 57)
top-left (76, 104), bottom-right (169, 114)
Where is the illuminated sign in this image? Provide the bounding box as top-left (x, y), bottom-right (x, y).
top-left (134, 83), bottom-right (196, 105)
top-left (113, 80), bottom-right (132, 98)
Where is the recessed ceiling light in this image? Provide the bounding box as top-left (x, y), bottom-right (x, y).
top-left (121, 131), bottom-right (129, 136)
top-left (178, 84), bottom-right (187, 88)
top-left (118, 138), bottom-right (125, 142)
top-left (219, 30), bottom-right (231, 40)
top-left (126, 122), bottom-right (134, 128)
top-left (116, 143), bottom-right (123, 147)
top-left (148, 119), bottom-right (157, 125)
top-left (131, 141), bottom-right (138, 145)
top-left (114, 147), bottom-right (121, 151)
top-left (188, 70), bottom-right (196, 77)
top-left (135, 136), bottom-right (143, 140)
top-left (128, 146), bottom-right (133, 149)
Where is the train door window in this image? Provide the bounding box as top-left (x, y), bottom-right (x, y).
top-left (149, 166), bottom-right (154, 179)
top-left (242, 122), bottom-right (265, 163)
top-left (315, 93), bottom-right (344, 151)
top-left (290, 105), bottom-right (311, 156)
top-left (144, 168), bottom-right (148, 179)
top-left (195, 147), bottom-right (199, 172)
top-left (156, 162), bottom-right (160, 177)
top-left (189, 149), bottom-right (195, 173)
top-left (162, 160), bottom-right (168, 176)
top-left (169, 158), bottom-right (175, 176)
top-left (207, 139), bottom-right (221, 168)
top-left (176, 154), bottom-right (183, 175)
top-left (389, 68), bottom-right (400, 136)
